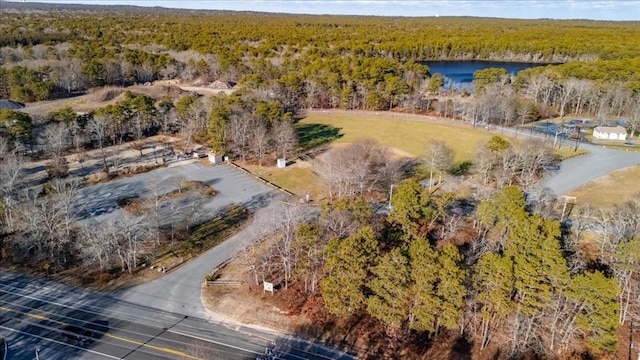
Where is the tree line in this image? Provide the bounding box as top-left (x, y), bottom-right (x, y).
top-left (2, 6), bottom-right (640, 107)
top-left (219, 133), bottom-right (639, 358)
top-left (243, 175), bottom-right (636, 359)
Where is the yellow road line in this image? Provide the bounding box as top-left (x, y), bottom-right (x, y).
top-left (0, 305), bottom-right (202, 360)
top-left (105, 333), bottom-right (201, 359)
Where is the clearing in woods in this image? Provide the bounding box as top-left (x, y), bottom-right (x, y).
top-left (298, 110), bottom-right (496, 162)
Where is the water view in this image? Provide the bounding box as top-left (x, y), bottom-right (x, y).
top-left (424, 60), bottom-right (549, 92)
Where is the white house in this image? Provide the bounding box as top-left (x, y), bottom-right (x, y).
top-left (593, 126), bottom-right (627, 141)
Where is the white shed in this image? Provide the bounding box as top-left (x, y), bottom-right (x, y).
top-left (208, 153), bottom-right (224, 164)
top-left (593, 126), bottom-right (627, 141)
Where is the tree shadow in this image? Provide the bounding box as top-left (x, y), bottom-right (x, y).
top-left (449, 336), bottom-right (472, 360)
top-left (296, 123), bottom-right (343, 151)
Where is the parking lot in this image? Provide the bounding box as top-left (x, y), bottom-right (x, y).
top-left (75, 161), bottom-right (273, 223)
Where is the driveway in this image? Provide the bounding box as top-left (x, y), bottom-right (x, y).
top-left (113, 216), bottom-right (265, 318)
top-left (541, 143), bottom-right (640, 195)
top-left (87, 162), bottom-right (274, 317)
top-left (497, 126), bottom-right (640, 195)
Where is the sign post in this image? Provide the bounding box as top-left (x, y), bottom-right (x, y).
top-left (263, 281), bottom-right (274, 295)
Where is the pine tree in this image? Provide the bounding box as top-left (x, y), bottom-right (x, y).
top-left (408, 237), bottom-right (438, 332)
top-left (473, 252), bottom-right (515, 350)
top-left (432, 244), bottom-right (467, 334)
top-left (321, 226), bottom-right (379, 317)
top-left (367, 248), bottom-right (411, 328)
top-left (506, 215), bottom-right (569, 316)
top-left (389, 180), bottom-right (432, 239)
top-left (567, 271), bottom-right (619, 355)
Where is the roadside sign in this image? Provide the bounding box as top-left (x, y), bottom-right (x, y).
top-left (43, 262), bottom-right (50, 271)
top-left (263, 281), bottom-right (274, 294)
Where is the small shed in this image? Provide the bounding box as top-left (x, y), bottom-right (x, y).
top-left (276, 158), bottom-right (286, 168)
top-left (593, 126), bottom-right (627, 141)
top-left (208, 153), bottom-right (224, 165)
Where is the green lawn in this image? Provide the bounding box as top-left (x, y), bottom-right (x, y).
top-left (298, 111), bottom-right (497, 162)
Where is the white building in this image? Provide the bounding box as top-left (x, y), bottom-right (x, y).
top-left (593, 126), bottom-right (627, 141)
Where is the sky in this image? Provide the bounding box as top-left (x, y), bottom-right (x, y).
top-left (7, 0), bottom-right (640, 20)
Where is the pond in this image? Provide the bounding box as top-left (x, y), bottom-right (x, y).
top-left (424, 60), bottom-right (549, 92)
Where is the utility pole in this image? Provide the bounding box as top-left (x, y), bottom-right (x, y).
top-left (388, 184), bottom-right (394, 210)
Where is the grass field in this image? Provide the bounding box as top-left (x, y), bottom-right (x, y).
top-left (243, 163), bottom-right (324, 200)
top-left (298, 111), bottom-right (495, 162)
top-left (568, 166), bottom-right (640, 209)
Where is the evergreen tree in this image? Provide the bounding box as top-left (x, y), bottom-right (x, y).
top-left (389, 180), bottom-right (432, 239)
top-left (473, 252), bottom-right (515, 350)
top-left (367, 248), bottom-right (411, 328)
top-left (321, 226), bottom-right (379, 317)
top-left (432, 244), bottom-right (467, 334)
top-left (408, 237), bottom-right (438, 332)
top-left (567, 271), bottom-right (619, 355)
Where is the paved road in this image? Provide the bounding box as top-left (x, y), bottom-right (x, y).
top-left (0, 272), bottom-right (267, 360)
top-left (113, 218), bottom-right (257, 318)
top-left (1, 161), bottom-right (354, 359)
top-left (0, 272), bottom-right (356, 360)
top-left (89, 161), bottom-right (275, 317)
top-left (541, 142), bottom-right (640, 195)
top-left (497, 126), bottom-right (640, 195)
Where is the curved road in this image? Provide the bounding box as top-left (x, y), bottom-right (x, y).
top-left (1, 161), bottom-right (353, 359)
top-left (542, 142), bottom-right (640, 195)
top-left (305, 110), bottom-right (640, 196)
top-left (496, 125), bottom-right (640, 195)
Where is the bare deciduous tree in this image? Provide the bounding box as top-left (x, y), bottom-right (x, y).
top-left (0, 138), bottom-right (24, 232)
top-left (228, 112), bottom-right (255, 161)
top-left (272, 120), bottom-right (298, 160)
top-left (424, 140), bottom-right (454, 191)
top-left (317, 139), bottom-right (387, 199)
top-left (86, 115), bottom-right (110, 170)
top-left (54, 59), bottom-right (87, 93)
top-left (78, 221), bottom-right (115, 271)
top-left (41, 122), bottom-right (70, 178)
top-left (249, 122), bottom-right (271, 166)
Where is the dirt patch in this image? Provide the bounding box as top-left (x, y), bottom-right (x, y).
top-left (20, 81), bottom-right (214, 117)
top-left (202, 261), bottom-right (311, 333)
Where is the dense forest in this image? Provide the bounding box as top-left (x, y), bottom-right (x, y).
top-left (2, 3), bottom-right (640, 359)
top-left (240, 136), bottom-right (640, 359)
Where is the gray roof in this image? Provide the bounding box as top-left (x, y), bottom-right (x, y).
top-left (0, 99), bottom-right (25, 110)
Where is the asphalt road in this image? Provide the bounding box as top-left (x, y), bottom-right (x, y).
top-left (2, 162), bottom-right (354, 360)
top-left (104, 161), bottom-right (276, 318)
top-left (541, 142), bottom-right (640, 195)
top-left (0, 272), bottom-right (356, 360)
top-left (0, 272), bottom-right (267, 360)
top-left (497, 126), bottom-right (640, 195)
top-left (113, 218), bottom-right (254, 318)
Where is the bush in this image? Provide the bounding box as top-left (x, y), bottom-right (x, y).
top-left (45, 158), bottom-right (69, 179)
top-left (448, 160), bottom-right (473, 176)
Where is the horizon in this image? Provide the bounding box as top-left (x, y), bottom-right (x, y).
top-left (2, 0), bottom-right (640, 21)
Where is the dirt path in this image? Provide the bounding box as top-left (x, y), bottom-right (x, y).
top-left (21, 81), bottom-right (236, 116)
